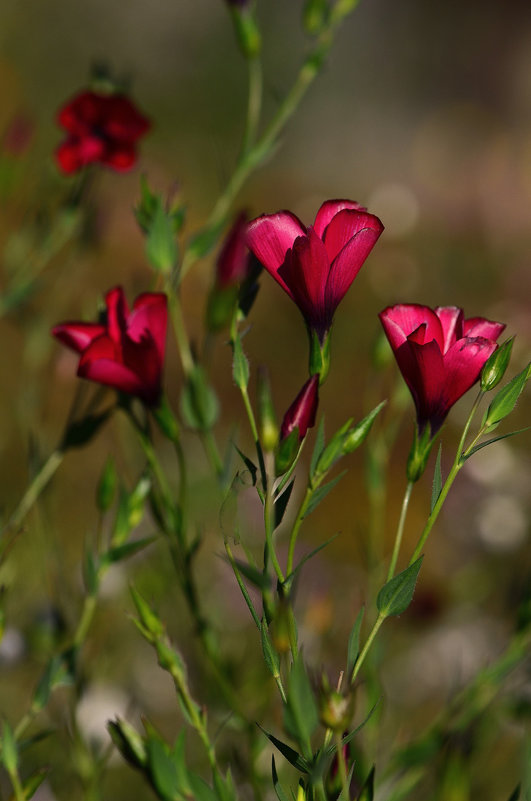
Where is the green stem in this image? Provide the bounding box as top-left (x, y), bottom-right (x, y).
top-left (165, 281), bottom-right (194, 376)
top-left (241, 55), bottom-right (263, 156)
top-left (4, 449), bottom-right (64, 535)
top-left (286, 485), bottom-right (313, 577)
top-left (334, 730), bottom-right (350, 801)
top-left (387, 481), bottom-right (414, 581)
top-left (9, 768), bottom-right (27, 801)
top-left (264, 454), bottom-right (285, 585)
top-left (200, 429), bottom-right (225, 482)
top-left (351, 612), bottom-right (385, 684)
top-left (72, 594), bottom-right (98, 649)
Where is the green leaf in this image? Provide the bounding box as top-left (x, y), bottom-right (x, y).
top-left (33, 653), bottom-right (74, 711)
top-left (284, 535), bottom-right (338, 586)
top-left (341, 401), bottom-right (386, 455)
top-left (96, 456), bottom-right (117, 512)
top-left (180, 367), bottom-right (219, 431)
top-left (1, 719), bottom-right (18, 775)
top-left (506, 786), bottom-right (520, 801)
top-left (274, 480), bottom-right (294, 528)
top-left (305, 471), bottom-right (347, 517)
top-left (231, 332), bottom-right (249, 390)
top-left (260, 619), bottom-right (280, 679)
top-left (258, 727), bottom-right (311, 773)
top-left (130, 586), bottom-right (164, 639)
top-left (347, 607), bottom-right (364, 680)
top-left (310, 416), bottom-right (326, 478)
top-left (61, 411), bottom-right (110, 450)
top-left (356, 766), bottom-right (375, 801)
top-left (284, 658), bottom-right (319, 756)
top-left (102, 536), bottom-right (157, 567)
top-left (187, 773), bottom-right (217, 801)
top-left (108, 718), bottom-right (147, 770)
top-left (146, 196), bottom-right (178, 274)
top-left (462, 427), bottom-right (531, 461)
top-left (482, 363), bottom-right (530, 432)
top-left (83, 545), bottom-right (99, 595)
top-left (314, 418), bottom-right (352, 476)
top-left (21, 768), bottom-right (48, 800)
top-left (271, 756), bottom-right (291, 801)
top-left (430, 444), bottom-right (442, 513)
top-left (377, 558), bottom-right (423, 618)
top-left (234, 446), bottom-right (258, 487)
top-left (231, 558), bottom-right (271, 592)
top-left (147, 737), bottom-right (184, 801)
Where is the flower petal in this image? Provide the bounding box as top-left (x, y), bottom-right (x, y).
top-left (325, 223), bottom-right (383, 314)
top-left (281, 228), bottom-right (330, 334)
top-left (280, 374), bottom-right (319, 441)
top-left (443, 336), bottom-right (498, 409)
top-left (105, 287), bottom-right (130, 344)
top-left (313, 199), bottom-right (366, 239)
top-left (130, 293), bottom-right (168, 362)
top-left (399, 338), bottom-right (447, 431)
top-left (379, 304), bottom-right (444, 352)
top-left (52, 322), bottom-right (107, 353)
top-left (464, 317), bottom-right (506, 341)
top-left (434, 306), bottom-right (464, 353)
top-left (322, 209), bottom-right (383, 265)
top-left (103, 95), bottom-right (150, 141)
top-left (102, 143), bottom-right (137, 171)
top-left (246, 211), bottom-right (306, 295)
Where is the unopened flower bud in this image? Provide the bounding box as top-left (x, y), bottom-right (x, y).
top-left (280, 375), bottom-right (319, 442)
top-left (319, 679), bottom-right (354, 732)
top-left (480, 337), bottom-right (514, 392)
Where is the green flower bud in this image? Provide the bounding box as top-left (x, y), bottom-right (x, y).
top-left (480, 337), bottom-right (514, 392)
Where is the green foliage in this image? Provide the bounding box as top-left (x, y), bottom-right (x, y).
top-left (231, 329), bottom-right (250, 390)
top-left (347, 607), bottom-right (364, 681)
top-left (180, 366), bottom-right (219, 431)
top-left (482, 362), bottom-right (531, 432)
top-left (377, 558), bottom-right (423, 618)
top-left (284, 658), bottom-right (319, 757)
top-left (96, 456), bottom-right (117, 512)
top-left (430, 444), bottom-right (442, 513)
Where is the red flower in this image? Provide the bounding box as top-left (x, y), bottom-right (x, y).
top-left (55, 90), bottom-right (150, 174)
top-left (379, 304), bottom-right (505, 434)
top-left (247, 200), bottom-right (383, 341)
top-left (52, 287), bottom-right (167, 406)
top-left (280, 374), bottom-right (319, 441)
top-left (216, 212), bottom-right (250, 288)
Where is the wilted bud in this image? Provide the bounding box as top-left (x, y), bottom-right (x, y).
top-left (480, 337), bottom-right (514, 392)
top-left (319, 675), bottom-right (354, 732)
top-left (257, 367), bottom-right (279, 452)
top-left (280, 375), bottom-right (319, 442)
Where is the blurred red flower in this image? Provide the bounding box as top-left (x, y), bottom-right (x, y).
top-left (55, 90), bottom-right (150, 174)
top-left (247, 200), bottom-right (383, 341)
top-left (52, 287), bottom-right (167, 406)
top-left (216, 212), bottom-right (250, 288)
top-left (280, 374), bottom-right (319, 441)
top-left (379, 304), bottom-right (505, 434)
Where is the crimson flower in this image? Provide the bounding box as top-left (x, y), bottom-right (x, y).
top-left (247, 200), bottom-right (383, 342)
top-left (379, 304), bottom-right (505, 434)
top-left (280, 374), bottom-right (319, 441)
top-left (52, 287), bottom-right (167, 406)
top-left (55, 90), bottom-right (150, 174)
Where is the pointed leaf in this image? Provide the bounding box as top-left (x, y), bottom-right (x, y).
top-left (234, 446), bottom-right (258, 487)
top-left (147, 736), bottom-right (184, 801)
top-left (462, 427), bottom-right (531, 461)
top-left (377, 558), bottom-right (423, 618)
top-left (356, 766), bottom-right (375, 801)
top-left (284, 658), bottom-right (318, 755)
top-left (1, 719), bottom-right (18, 775)
top-left (305, 471), bottom-right (346, 517)
top-left (103, 536), bottom-right (157, 566)
top-left (347, 607), bottom-right (364, 680)
top-left (310, 416), bottom-right (326, 479)
top-left (507, 786), bottom-right (520, 801)
top-left (258, 727), bottom-right (311, 773)
top-left (275, 480), bottom-right (294, 528)
top-left (231, 332), bottom-right (249, 390)
top-left (187, 772), bottom-right (218, 801)
top-left (430, 444), bottom-right (442, 513)
top-left (271, 756), bottom-right (291, 801)
top-left (261, 620), bottom-right (281, 679)
top-left (231, 558), bottom-right (271, 592)
top-left (284, 534), bottom-right (338, 585)
top-left (483, 363), bottom-right (530, 431)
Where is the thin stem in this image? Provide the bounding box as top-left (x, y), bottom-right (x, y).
top-left (241, 55), bottom-right (262, 156)
top-left (225, 540), bottom-right (261, 630)
top-left (334, 730), bottom-right (349, 801)
top-left (8, 769), bottom-right (27, 801)
top-left (387, 481), bottom-right (414, 581)
top-left (200, 429), bottom-right (225, 482)
top-left (286, 485), bottom-right (313, 577)
top-left (72, 595), bottom-right (98, 649)
top-left (264, 454), bottom-right (284, 585)
top-left (3, 450), bottom-right (64, 536)
top-left (351, 612), bottom-right (385, 684)
top-left (165, 282), bottom-right (194, 376)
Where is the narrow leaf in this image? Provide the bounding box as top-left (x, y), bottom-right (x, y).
top-left (232, 558), bottom-right (271, 592)
top-left (284, 658), bottom-right (319, 755)
top-left (258, 727), bottom-right (311, 773)
top-left (234, 446), bottom-right (258, 487)
top-left (310, 416), bottom-right (326, 479)
top-left (261, 620), bottom-right (280, 678)
top-left (231, 332), bottom-right (250, 390)
top-left (274, 480), bottom-right (294, 528)
top-left (284, 534), bottom-right (339, 585)
top-left (483, 363), bottom-right (530, 431)
top-left (507, 786), bottom-right (520, 801)
top-left (1, 719), bottom-right (18, 775)
top-left (146, 737), bottom-right (183, 801)
top-left (377, 558), bottom-right (423, 618)
top-left (462, 427), bottom-right (531, 461)
top-left (430, 444), bottom-right (442, 513)
top-left (103, 536), bottom-right (156, 566)
top-left (187, 772), bottom-right (217, 801)
top-left (347, 607), bottom-right (364, 679)
top-left (271, 756), bottom-right (291, 801)
top-left (305, 471), bottom-right (347, 517)
top-left (356, 766), bottom-right (375, 801)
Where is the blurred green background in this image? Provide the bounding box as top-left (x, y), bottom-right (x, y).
top-left (1, 1), bottom-right (530, 799)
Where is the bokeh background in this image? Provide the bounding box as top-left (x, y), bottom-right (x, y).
top-left (1, 1), bottom-right (530, 799)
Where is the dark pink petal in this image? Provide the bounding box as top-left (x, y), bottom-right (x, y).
top-left (52, 322), bottom-right (107, 353)
top-left (246, 211), bottom-right (306, 295)
top-left (435, 306), bottom-right (464, 353)
top-left (280, 374), bottom-right (319, 441)
top-left (78, 354), bottom-right (147, 399)
top-left (57, 91), bottom-right (102, 133)
top-left (55, 139), bottom-right (87, 174)
top-left (399, 339), bottom-right (447, 431)
top-left (105, 287), bottom-right (130, 344)
top-left (102, 143), bottom-right (137, 171)
top-left (325, 224), bottom-right (383, 314)
top-left (313, 199), bottom-right (366, 239)
top-left (130, 293), bottom-right (168, 361)
top-left (379, 304), bottom-right (444, 352)
top-left (216, 213), bottom-right (249, 287)
top-left (103, 95), bottom-right (150, 141)
top-left (442, 336), bottom-right (498, 409)
top-left (464, 317), bottom-right (506, 341)
top-left (322, 209), bottom-right (383, 265)
top-left (281, 228), bottom-right (330, 333)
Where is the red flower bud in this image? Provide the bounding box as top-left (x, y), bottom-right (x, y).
top-left (280, 374), bottom-right (319, 441)
top-left (247, 199), bottom-right (383, 342)
top-left (216, 212), bottom-right (250, 288)
top-left (55, 90), bottom-right (150, 174)
top-left (52, 287), bottom-right (167, 406)
top-left (379, 304), bottom-right (505, 435)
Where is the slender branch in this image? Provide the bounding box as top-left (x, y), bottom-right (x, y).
top-left (387, 481), bottom-right (414, 580)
